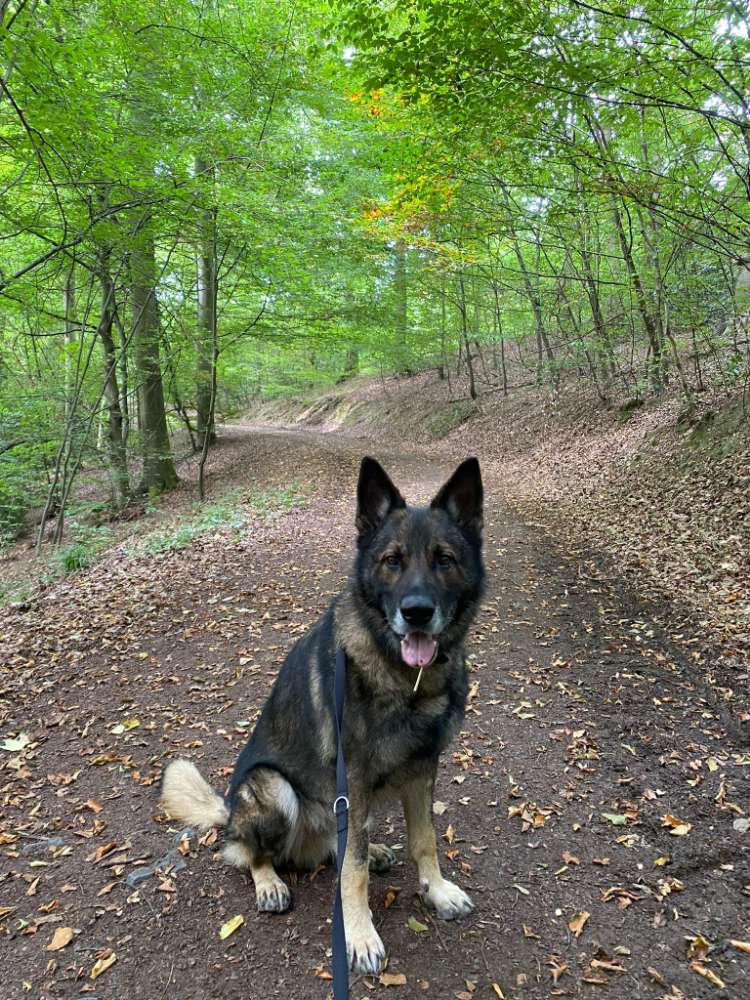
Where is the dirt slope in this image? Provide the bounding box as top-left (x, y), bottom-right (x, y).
top-left (1, 427), bottom-right (749, 1000)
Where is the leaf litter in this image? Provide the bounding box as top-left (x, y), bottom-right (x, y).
top-left (0, 425), bottom-right (748, 997)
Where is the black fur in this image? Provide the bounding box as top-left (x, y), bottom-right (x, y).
top-left (226, 457), bottom-right (485, 839)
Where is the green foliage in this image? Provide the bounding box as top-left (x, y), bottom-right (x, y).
top-left (423, 400), bottom-right (476, 439)
top-left (52, 525), bottom-right (115, 574)
top-left (141, 498), bottom-right (247, 555)
top-left (1, 0), bottom-right (749, 550)
top-left (248, 483), bottom-right (308, 517)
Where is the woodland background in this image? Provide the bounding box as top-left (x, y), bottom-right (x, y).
top-left (1, 0), bottom-right (749, 594)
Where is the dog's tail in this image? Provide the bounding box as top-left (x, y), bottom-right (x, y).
top-left (160, 760), bottom-right (229, 830)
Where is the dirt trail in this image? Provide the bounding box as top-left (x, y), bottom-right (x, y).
top-left (2, 427), bottom-right (749, 1000)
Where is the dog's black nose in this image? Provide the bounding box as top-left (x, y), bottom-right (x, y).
top-left (400, 595), bottom-right (435, 629)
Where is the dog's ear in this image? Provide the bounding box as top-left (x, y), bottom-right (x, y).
top-left (431, 457), bottom-right (483, 536)
top-left (356, 457), bottom-right (405, 537)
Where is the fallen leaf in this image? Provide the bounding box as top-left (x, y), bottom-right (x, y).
top-left (1, 733), bottom-right (30, 752)
top-left (90, 950), bottom-right (117, 979)
top-left (47, 927), bottom-right (75, 951)
top-left (312, 964), bottom-right (332, 980)
top-left (380, 972), bottom-right (407, 986)
top-left (407, 916), bottom-right (429, 933)
top-left (110, 718), bottom-right (140, 735)
top-left (686, 935), bottom-right (711, 961)
top-left (547, 957), bottom-right (569, 984)
top-left (568, 911), bottom-right (590, 938)
top-left (691, 961), bottom-right (725, 989)
top-left (218, 914), bottom-right (244, 940)
top-left (491, 985), bottom-right (505, 999)
top-left (729, 939), bottom-right (750, 953)
top-left (602, 812), bottom-right (628, 826)
top-left (661, 814), bottom-right (692, 836)
top-left (384, 886), bottom-right (401, 909)
top-left (433, 801), bottom-right (448, 816)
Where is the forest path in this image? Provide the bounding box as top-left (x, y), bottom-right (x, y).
top-left (2, 426), bottom-right (749, 1000)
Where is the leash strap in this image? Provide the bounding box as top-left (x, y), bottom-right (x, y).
top-left (332, 647), bottom-right (349, 998)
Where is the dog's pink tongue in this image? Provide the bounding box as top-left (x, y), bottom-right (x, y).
top-left (400, 632), bottom-right (438, 668)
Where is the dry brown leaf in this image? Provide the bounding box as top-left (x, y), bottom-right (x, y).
top-left (568, 911), bottom-right (590, 938)
top-left (590, 958), bottom-right (625, 974)
top-left (661, 814), bottom-right (692, 836)
top-left (548, 957), bottom-right (569, 984)
top-left (312, 964), bottom-right (332, 980)
top-left (492, 984), bottom-right (505, 998)
top-left (686, 935), bottom-right (711, 961)
top-left (690, 961), bottom-right (725, 989)
top-left (729, 939), bottom-right (750, 953)
top-left (47, 927), bottom-right (75, 951)
top-left (384, 885), bottom-right (401, 909)
top-left (380, 972), bottom-right (407, 986)
top-left (647, 967), bottom-right (667, 986)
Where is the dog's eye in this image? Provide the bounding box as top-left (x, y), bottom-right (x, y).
top-left (383, 552), bottom-right (402, 568)
top-left (436, 551), bottom-right (455, 567)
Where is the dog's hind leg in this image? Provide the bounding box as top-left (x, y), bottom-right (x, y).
top-left (402, 771), bottom-right (474, 920)
top-left (222, 768), bottom-right (299, 913)
top-left (368, 842), bottom-right (396, 873)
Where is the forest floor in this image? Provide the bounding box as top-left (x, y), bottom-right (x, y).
top-left (2, 425), bottom-right (750, 1000)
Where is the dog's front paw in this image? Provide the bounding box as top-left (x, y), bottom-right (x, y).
top-left (347, 919), bottom-right (386, 974)
top-left (368, 842), bottom-right (397, 873)
top-left (255, 877), bottom-right (291, 913)
top-left (422, 878), bottom-right (474, 920)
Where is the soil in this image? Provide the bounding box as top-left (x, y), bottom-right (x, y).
top-left (1, 426), bottom-right (749, 1000)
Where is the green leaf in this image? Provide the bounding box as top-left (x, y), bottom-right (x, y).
top-left (219, 914), bottom-right (245, 940)
top-left (602, 813), bottom-right (628, 826)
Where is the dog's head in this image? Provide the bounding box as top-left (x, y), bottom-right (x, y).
top-left (354, 456), bottom-right (485, 670)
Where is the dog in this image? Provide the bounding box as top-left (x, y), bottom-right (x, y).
top-left (161, 455), bottom-right (485, 973)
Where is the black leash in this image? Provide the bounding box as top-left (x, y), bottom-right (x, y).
top-left (332, 647), bottom-right (349, 998)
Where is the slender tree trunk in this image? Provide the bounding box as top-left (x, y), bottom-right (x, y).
top-left (64, 265), bottom-right (76, 424)
top-left (609, 194), bottom-right (664, 391)
top-left (97, 249), bottom-right (129, 506)
top-left (492, 283), bottom-right (508, 396)
top-left (130, 213), bottom-right (178, 494)
top-left (393, 241), bottom-right (409, 374)
top-left (497, 180), bottom-right (554, 383)
top-left (440, 272), bottom-right (452, 391)
top-left (195, 154), bottom-right (217, 451)
top-left (457, 273), bottom-right (477, 400)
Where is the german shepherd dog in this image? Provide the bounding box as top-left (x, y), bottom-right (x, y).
top-left (161, 456), bottom-right (485, 973)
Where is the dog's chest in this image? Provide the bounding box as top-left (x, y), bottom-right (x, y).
top-left (360, 688), bottom-right (460, 788)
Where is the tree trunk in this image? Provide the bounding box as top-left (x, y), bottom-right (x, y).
top-left (492, 283), bottom-right (508, 396)
top-left (393, 241), bottom-right (409, 374)
top-left (64, 264), bottom-right (76, 424)
top-left (130, 213), bottom-right (178, 494)
top-left (609, 194), bottom-right (664, 391)
top-left (457, 273), bottom-right (477, 400)
top-left (97, 249), bottom-right (129, 506)
top-left (195, 154), bottom-right (217, 451)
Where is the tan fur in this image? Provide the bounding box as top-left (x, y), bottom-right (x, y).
top-left (341, 842), bottom-right (384, 971)
top-left (160, 760), bottom-right (229, 830)
top-left (402, 777), bottom-right (474, 920)
top-left (402, 776), bottom-right (442, 888)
